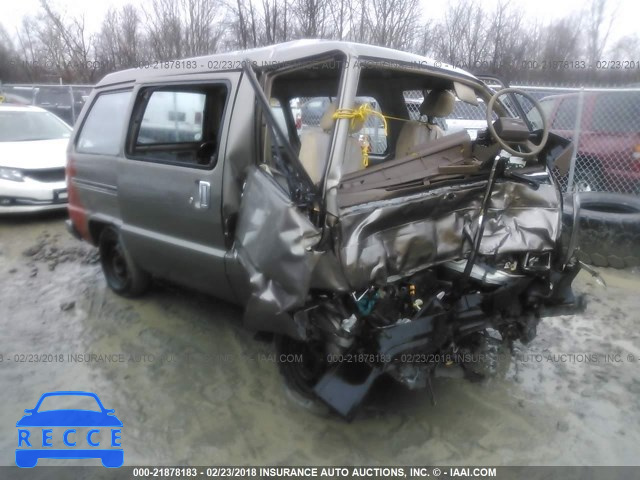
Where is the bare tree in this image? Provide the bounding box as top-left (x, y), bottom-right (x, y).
top-left (0, 24), bottom-right (18, 82)
top-left (13, 1), bottom-right (97, 83)
top-left (291, 0), bottom-right (329, 38)
top-left (364, 0), bottom-right (421, 50)
top-left (96, 4), bottom-right (142, 72)
top-left (435, 0), bottom-right (467, 65)
top-left (145, 0), bottom-right (183, 60)
top-left (609, 33), bottom-right (640, 62)
top-left (182, 0), bottom-right (227, 56)
top-left (5, 0), bottom-right (639, 85)
top-left (540, 16), bottom-right (583, 63)
top-left (413, 19), bottom-right (440, 58)
top-left (328, 0), bottom-right (358, 41)
top-left (585, 0), bottom-right (617, 69)
top-left (488, 1), bottom-right (526, 70)
top-left (226, 0), bottom-right (259, 49)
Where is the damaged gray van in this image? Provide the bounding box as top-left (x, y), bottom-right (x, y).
top-left (67, 40), bottom-right (584, 418)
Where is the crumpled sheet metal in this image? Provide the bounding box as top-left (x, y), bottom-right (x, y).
top-left (234, 166), bottom-right (322, 339)
top-left (337, 180), bottom-right (561, 289)
top-left (236, 167), bottom-right (561, 334)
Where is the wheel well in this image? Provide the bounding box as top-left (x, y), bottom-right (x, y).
top-left (88, 220), bottom-right (110, 246)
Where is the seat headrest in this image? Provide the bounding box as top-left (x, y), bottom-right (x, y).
top-left (320, 102), bottom-right (365, 134)
top-left (420, 90), bottom-right (455, 118)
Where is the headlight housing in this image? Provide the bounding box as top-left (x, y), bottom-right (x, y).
top-left (0, 167), bottom-right (24, 182)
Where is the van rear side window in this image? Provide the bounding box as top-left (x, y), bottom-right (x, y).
top-left (76, 91), bottom-right (132, 155)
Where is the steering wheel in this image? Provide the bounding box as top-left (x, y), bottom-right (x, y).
top-left (486, 87), bottom-right (549, 158)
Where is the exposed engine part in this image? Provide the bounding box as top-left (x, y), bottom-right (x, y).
top-left (341, 314), bottom-right (358, 334)
top-left (523, 252), bottom-right (552, 273)
top-left (279, 256), bottom-right (584, 419)
top-left (442, 259), bottom-right (525, 285)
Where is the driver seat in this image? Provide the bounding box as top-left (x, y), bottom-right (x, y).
top-left (395, 90), bottom-right (456, 159)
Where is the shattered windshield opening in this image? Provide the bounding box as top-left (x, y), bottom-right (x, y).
top-left (329, 65), bottom-right (502, 206)
top-left (265, 55), bottom-right (345, 190)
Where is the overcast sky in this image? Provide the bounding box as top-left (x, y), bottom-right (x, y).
top-left (2, 0), bottom-right (637, 48)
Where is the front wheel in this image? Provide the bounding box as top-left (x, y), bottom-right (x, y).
top-left (99, 226), bottom-right (150, 297)
top-left (276, 335), bottom-right (328, 398)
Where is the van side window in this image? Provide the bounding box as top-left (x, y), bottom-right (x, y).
top-left (76, 91), bottom-right (132, 155)
top-left (129, 86), bottom-right (228, 167)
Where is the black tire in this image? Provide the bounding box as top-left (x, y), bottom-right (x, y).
top-left (99, 226), bottom-right (150, 297)
top-left (275, 335), bottom-right (332, 415)
top-left (275, 335), bottom-right (328, 398)
top-left (563, 192), bottom-right (640, 269)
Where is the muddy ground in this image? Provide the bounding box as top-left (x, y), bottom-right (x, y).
top-left (1, 212), bottom-right (639, 468)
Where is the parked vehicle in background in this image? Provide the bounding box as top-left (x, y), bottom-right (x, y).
top-left (528, 91), bottom-right (640, 193)
top-left (0, 104), bottom-right (71, 213)
top-left (0, 84), bottom-right (92, 126)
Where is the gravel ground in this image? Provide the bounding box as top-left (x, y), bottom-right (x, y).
top-left (1, 212), bottom-right (639, 468)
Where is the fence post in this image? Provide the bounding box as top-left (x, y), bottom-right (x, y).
top-left (69, 85), bottom-right (76, 125)
top-left (567, 87), bottom-right (585, 192)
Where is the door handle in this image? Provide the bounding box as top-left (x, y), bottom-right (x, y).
top-left (197, 180), bottom-right (210, 209)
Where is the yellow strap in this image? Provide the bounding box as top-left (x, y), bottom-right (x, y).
top-left (333, 103), bottom-right (389, 136)
top-left (333, 103), bottom-right (430, 131)
top-left (361, 145), bottom-right (369, 167)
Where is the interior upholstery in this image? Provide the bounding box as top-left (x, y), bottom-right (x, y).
top-left (421, 90), bottom-right (456, 118)
top-left (300, 102), bottom-right (365, 184)
top-left (395, 90), bottom-right (456, 159)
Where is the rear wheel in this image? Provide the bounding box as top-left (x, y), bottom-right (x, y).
top-left (99, 226), bottom-right (150, 297)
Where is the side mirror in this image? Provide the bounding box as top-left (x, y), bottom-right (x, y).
top-left (105, 409), bottom-right (115, 415)
top-left (24, 409), bottom-right (33, 415)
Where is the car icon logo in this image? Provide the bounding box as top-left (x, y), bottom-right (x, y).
top-left (16, 391), bottom-right (123, 468)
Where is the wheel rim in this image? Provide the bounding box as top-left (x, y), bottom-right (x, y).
top-left (102, 237), bottom-right (130, 290)
top-left (111, 245), bottom-right (128, 284)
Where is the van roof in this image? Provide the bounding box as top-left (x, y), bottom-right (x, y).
top-left (97, 39), bottom-right (476, 88)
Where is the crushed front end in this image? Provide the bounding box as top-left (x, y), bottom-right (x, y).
top-left (233, 59), bottom-right (584, 419)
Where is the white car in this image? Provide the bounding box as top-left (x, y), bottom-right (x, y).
top-left (0, 105), bottom-right (71, 213)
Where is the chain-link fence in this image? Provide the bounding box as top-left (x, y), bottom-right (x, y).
top-left (0, 84), bottom-right (93, 126)
top-left (520, 86), bottom-right (640, 195)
